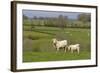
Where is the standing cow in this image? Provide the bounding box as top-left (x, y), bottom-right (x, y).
top-left (52, 38), bottom-right (67, 52)
top-left (68, 44), bottom-right (80, 54)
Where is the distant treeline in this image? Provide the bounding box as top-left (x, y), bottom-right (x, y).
top-left (23, 13), bottom-right (91, 28)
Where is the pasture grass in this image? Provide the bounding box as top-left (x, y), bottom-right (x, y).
top-left (23, 51), bottom-right (90, 62)
top-left (23, 26), bottom-right (91, 62)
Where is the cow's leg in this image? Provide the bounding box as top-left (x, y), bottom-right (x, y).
top-left (77, 47), bottom-right (80, 54)
top-left (68, 46), bottom-right (70, 51)
top-left (71, 48), bottom-right (73, 53)
top-left (56, 47), bottom-right (59, 53)
top-left (64, 46), bottom-right (67, 53)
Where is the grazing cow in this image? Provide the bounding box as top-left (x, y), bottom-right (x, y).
top-left (52, 38), bottom-right (67, 52)
top-left (68, 44), bottom-right (80, 54)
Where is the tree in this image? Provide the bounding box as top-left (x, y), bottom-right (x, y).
top-left (78, 13), bottom-right (91, 23)
top-left (23, 14), bottom-right (29, 19)
top-left (30, 17), bottom-right (35, 31)
top-left (33, 16), bottom-right (37, 19)
top-left (23, 14), bottom-right (29, 26)
top-left (57, 15), bottom-right (67, 29)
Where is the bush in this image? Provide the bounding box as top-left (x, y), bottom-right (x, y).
top-left (32, 47), bottom-right (41, 52)
top-left (27, 34), bottom-right (40, 40)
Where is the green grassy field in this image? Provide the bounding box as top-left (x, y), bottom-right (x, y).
top-left (23, 26), bottom-right (91, 62)
top-left (23, 51), bottom-right (90, 62)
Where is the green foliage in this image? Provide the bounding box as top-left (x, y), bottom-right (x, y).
top-left (23, 13), bottom-right (91, 28)
top-left (27, 34), bottom-right (39, 40)
top-left (23, 19), bottom-right (90, 29)
top-left (67, 20), bottom-right (90, 28)
top-left (23, 14), bottom-right (29, 19)
top-left (57, 15), bottom-right (67, 29)
top-left (78, 13), bottom-right (91, 23)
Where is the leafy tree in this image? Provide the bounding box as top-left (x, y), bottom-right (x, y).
top-left (23, 14), bottom-right (29, 19)
top-left (33, 16), bottom-right (37, 19)
top-left (30, 18), bottom-right (35, 31)
top-left (78, 13), bottom-right (91, 23)
top-left (57, 15), bottom-right (67, 29)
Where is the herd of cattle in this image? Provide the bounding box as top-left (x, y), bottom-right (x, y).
top-left (52, 38), bottom-right (80, 54)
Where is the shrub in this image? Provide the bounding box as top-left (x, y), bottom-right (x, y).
top-left (32, 47), bottom-right (41, 52)
top-left (27, 34), bottom-right (40, 40)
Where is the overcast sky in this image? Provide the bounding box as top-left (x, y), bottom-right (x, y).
top-left (23, 10), bottom-right (90, 19)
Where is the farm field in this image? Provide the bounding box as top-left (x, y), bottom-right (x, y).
top-left (23, 26), bottom-right (91, 62)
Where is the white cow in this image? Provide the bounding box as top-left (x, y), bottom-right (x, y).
top-left (52, 38), bottom-right (67, 52)
top-left (68, 44), bottom-right (80, 54)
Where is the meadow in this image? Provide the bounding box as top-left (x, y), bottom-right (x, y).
top-left (23, 26), bottom-right (91, 62)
